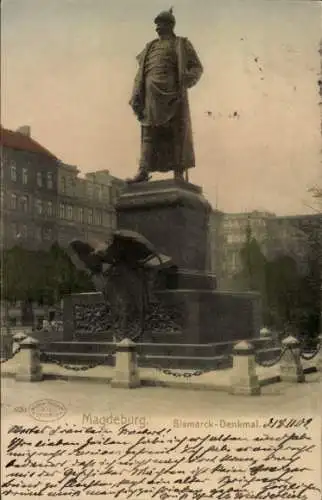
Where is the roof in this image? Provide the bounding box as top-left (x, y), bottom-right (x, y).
top-left (0, 126), bottom-right (58, 160)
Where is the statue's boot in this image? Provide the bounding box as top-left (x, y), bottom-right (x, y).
top-left (126, 167), bottom-right (151, 184)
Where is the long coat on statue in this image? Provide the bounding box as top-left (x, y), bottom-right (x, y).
top-left (130, 36), bottom-right (203, 173)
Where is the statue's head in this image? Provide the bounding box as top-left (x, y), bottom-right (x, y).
top-left (154, 7), bottom-right (176, 37)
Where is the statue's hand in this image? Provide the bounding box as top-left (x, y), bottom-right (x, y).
top-left (182, 67), bottom-right (203, 89)
top-left (133, 105), bottom-right (144, 121)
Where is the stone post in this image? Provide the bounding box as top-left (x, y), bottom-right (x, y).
top-left (280, 335), bottom-right (305, 383)
top-left (111, 338), bottom-right (140, 388)
top-left (230, 341), bottom-right (260, 395)
top-left (12, 331), bottom-right (28, 354)
top-left (316, 334), bottom-right (322, 372)
top-left (15, 336), bottom-right (43, 382)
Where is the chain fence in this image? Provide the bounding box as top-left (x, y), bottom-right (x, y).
top-left (157, 367), bottom-right (215, 378)
top-left (255, 346), bottom-right (288, 368)
top-left (299, 340), bottom-right (321, 361)
top-left (137, 351), bottom-right (226, 378)
top-left (39, 347), bottom-right (116, 372)
top-left (255, 340), bottom-right (321, 367)
top-left (3, 335), bottom-right (319, 376)
top-left (0, 345), bottom-right (21, 364)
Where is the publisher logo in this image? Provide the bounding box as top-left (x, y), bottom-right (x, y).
top-left (28, 399), bottom-right (66, 422)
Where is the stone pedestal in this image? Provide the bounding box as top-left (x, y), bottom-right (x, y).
top-left (16, 337), bottom-right (43, 382)
top-left (230, 341), bottom-right (261, 395)
top-left (116, 180), bottom-right (261, 344)
top-left (280, 336), bottom-right (305, 383)
top-left (117, 179), bottom-right (212, 272)
top-left (111, 338), bottom-right (140, 388)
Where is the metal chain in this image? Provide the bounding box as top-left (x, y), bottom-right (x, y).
top-left (0, 345), bottom-right (21, 364)
top-left (40, 350), bottom-right (115, 372)
top-left (159, 367), bottom-right (215, 378)
top-left (255, 346), bottom-right (287, 367)
top-left (138, 352), bottom-right (218, 378)
top-left (299, 341), bottom-right (321, 361)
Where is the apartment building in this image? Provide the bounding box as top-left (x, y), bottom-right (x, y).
top-left (1, 125), bottom-right (59, 250)
top-left (1, 125), bottom-right (125, 251)
top-left (209, 209), bottom-right (320, 290)
top-left (57, 165), bottom-right (124, 247)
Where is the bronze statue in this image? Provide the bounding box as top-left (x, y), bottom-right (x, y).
top-left (127, 8), bottom-right (203, 183)
top-left (69, 231), bottom-right (175, 341)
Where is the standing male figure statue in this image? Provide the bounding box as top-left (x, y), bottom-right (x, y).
top-left (127, 8), bottom-right (203, 183)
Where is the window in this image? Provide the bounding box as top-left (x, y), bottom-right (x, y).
top-left (47, 172), bottom-right (53, 189)
top-left (79, 207), bottom-right (84, 223)
top-left (231, 253), bottom-right (239, 272)
top-left (11, 222), bottom-right (19, 238)
top-left (37, 172), bottom-right (43, 187)
top-left (95, 210), bottom-right (102, 226)
top-left (36, 227), bottom-right (42, 241)
top-left (87, 208), bottom-right (93, 225)
top-left (87, 183), bottom-right (93, 198)
top-left (10, 164), bottom-right (17, 182)
top-left (35, 199), bottom-right (43, 215)
top-left (22, 168), bottom-right (28, 184)
top-left (61, 177), bottom-right (66, 193)
top-left (11, 222), bottom-right (18, 237)
top-left (20, 195), bottom-right (28, 212)
top-left (47, 201), bottom-right (53, 216)
top-left (59, 203), bottom-right (65, 219)
top-left (21, 225), bottom-right (28, 238)
top-left (103, 211), bottom-right (112, 228)
top-left (66, 205), bottom-right (73, 220)
top-left (94, 185), bottom-right (101, 201)
top-left (10, 193), bottom-right (17, 209)
top-left (101, 185), bottom-right (108, 200)
top-left (108, 186), bottom-right (113, 203)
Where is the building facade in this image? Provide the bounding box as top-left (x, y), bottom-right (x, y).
top-left (209, 209), bottom-right (321, 291)
top-left (209, 210), bottom-right (273, 289)
top-left (1, 125), bottom-right (59, 250)
top-left (56, 165), bottom-right (124, 247)
top-left (1, 125), bottom-right (125, 251)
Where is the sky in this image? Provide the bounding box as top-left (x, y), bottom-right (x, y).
top-left (1, 0), bottom-right (321, 215)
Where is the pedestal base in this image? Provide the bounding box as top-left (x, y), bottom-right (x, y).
top-left (117, 179), bottom-right (212, 272)
top-left (144, 289), bottom-right (261, 345)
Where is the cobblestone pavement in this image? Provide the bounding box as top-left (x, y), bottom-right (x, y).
top-left (1, 372), bottom-right (321, 423)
